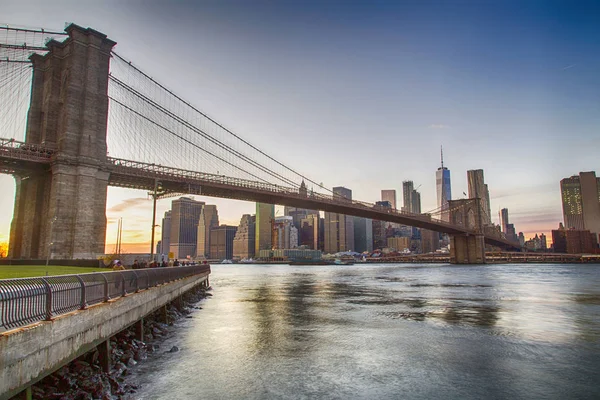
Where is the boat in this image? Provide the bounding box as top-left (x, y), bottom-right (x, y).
top-left (220, 259), bottom-right (233, 264)
top-left (333, 259), bottom-right (354, 265)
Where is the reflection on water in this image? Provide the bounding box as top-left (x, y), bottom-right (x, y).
top-left (131, 263), bottom-right (600, 400)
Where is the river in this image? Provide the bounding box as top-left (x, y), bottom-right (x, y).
top-left (130, 263), bottom-right (600, 399)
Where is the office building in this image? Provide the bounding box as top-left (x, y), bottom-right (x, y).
top-left (467, 169), bottom-right (492, 224)
top-left (284, 207), bottom-right (318, 230)
top-left (552, 223), bottom-right (598, 254)
top-left (518, 232), bottom-right (525, 247)
top-left (299, 214), bottom-right (320, 250)
top-left (381, 190), bottom-right (397, 210)
top-left (402, 181), bottom-right (422, 214)
top-left (353, 216), bottom-right (373, 253)
top-left (403, 181), bottom-right (414, 213)
top-left (209, 225), bottom-right (238, 260)
top-left (255, 202), bottom-right (274, 254)
top-left (197, 204), bottom-right (219, 258)
top-left (273, 216), bottom-right (298, 249)
top-left (387, 237), bottom-right (410, 252)
top-left (169, 197), bottom-right (204, 259)
top-left (421, 229), bottom-right (440, 253)
top-left (436, 147), bottom-right (452, 222)
top-left (233, 214), bottom-right (255, 260)
top-left (160, 210), bottom-right (171, 256)
top-left (500, 208), bottom-right (509, 234)
top-left (561, 171), bottom-right (600, 237)
top-left (373, 201), bottom-right (392, 249)
top-left (324, 187), bottom-right (354, 253)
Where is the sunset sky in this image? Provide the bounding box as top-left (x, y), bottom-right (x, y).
top-left (1, 0), bottom-right (599, 252)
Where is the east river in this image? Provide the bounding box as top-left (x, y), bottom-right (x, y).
top-left (130, 263), bottom-right (600, 399)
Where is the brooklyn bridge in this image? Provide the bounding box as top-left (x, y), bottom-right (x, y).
top-left (0, 24), bottom-right (520, 264)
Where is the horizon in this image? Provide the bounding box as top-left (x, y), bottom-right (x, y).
top-left (1, 0), bottom-right (599, 253)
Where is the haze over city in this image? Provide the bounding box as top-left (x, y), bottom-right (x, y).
top-left (1, 0), bottom-right (598, 252)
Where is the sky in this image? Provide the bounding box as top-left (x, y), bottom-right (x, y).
top-left (0, 0), bottom-right (599, 252)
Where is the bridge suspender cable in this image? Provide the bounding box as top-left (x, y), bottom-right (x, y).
top-left (107, 96), bottom-right (273, 185)
top-left (108, 74), bottom-right (301, 189)
top-left (111, 51), bottom-right (334, 195)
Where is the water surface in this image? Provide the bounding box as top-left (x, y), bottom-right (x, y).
top-left (131, 263), bottom-right (600, 399)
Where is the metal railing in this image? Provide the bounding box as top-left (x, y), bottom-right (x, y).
top-left (0, 265), bottom-right (210, 330)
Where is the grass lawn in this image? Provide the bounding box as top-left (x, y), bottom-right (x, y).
top-left (0, 265), bottom-right (113, 279)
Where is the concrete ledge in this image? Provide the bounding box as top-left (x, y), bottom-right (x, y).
top-left (0, 272), bottom-right (208, 399)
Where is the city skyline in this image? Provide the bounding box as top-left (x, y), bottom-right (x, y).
top-left (0, 1), bottom-right (598, 252)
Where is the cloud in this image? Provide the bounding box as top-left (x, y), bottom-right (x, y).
top-left (107, 198), bottom-right (149, 213)
top-left (428, 124), bottom-right (451, 129)
top-left (561, 64), bottom-right (576, 71)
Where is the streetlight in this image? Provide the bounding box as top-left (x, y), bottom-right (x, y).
top-left (46, 216), bottom-right (57, 267)
top-left (149, 179), bottom-right (163, 262)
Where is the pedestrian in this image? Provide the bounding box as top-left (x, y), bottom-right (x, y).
top-left (173, 259), bottom-right (180, 267)
top-left (132, 259), bottom-right (139, 269)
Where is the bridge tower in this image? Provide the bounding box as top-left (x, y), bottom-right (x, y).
top-left (9, 25), bottom-right (116, 260)
top-left (448, 198), bottom-right (486, 264)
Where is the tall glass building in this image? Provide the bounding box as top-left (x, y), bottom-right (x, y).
top-left (255, 202), bottom-right (274, 254)
top-left (169, 197), bottom-right (204, 259)
top-left (436, 148), bottom-right (452, 222)
top-left (560, 171), bottom-right (600, 237)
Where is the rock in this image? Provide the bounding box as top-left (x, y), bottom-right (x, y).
top-left (186, 316), bottom-right (193, 319)
top-left (71, 360), bottom-right (90, 374)
top-left (126, 357), bottom-right (137, 367)
top-left (113, 362), bottom-right (127, 375)
top-left (169, 345), bottom-right (179, 353)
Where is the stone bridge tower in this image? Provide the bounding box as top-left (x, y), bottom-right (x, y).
top-left (9, 25), bottom-right (115, 260)
top-left (448, 198), bottom-right (486, 264)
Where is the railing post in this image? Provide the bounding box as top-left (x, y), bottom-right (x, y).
top-left (130, 271), bottom-right (138, 293)
top-left (75, 275), bottom-right (87, 309)
top-left (100, 273), bottom-right (109, 302)
top-left (120, 272), bottom-right (126, 296)
top-left (40, 278), bottom-right (52, 321)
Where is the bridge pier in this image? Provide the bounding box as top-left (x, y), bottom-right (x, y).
top-left (450, 234), bottom-right (486, 264)
top-left (8, 24), bottom-right (115, 260)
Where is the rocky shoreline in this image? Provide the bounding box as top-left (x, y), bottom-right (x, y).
top-left (24, 285), bottom-right (212, 400)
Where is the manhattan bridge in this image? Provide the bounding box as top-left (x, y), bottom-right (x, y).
top-left (0, 24), bottom-right (519, 264)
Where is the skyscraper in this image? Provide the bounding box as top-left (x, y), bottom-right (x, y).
top-left (273, 216), bottom-right (298, 249)
top-left (233, 214), bottom-right (255, 260)
top-left (402, 181), bottom-right (414, 213)
top-left (412, 191), bottom-right (421, 214)
top-left (561, 171), bottom-right (600, 237)
top-left (467, 169), bottom-right (492, 224)
top-left (255, 202), bottom-right (274, 254)
top-left (381, 190), bottom-right (397, 210)
top-left (436, 147), bottom-right (451, 222)
top-left (402, 181), bottom-right (421, 214)
top-left (169, 197), bottom-right (204, 259)
top-left (372, 201), bottom-right (392, 249)
top-left (500, 208), bottom-right (509, 234)
top-left (324, 187), bottom-right (354, 253)
top-left (197, 204), bottom-right (219, 258)
top-left (353, 216), bottom-right (373, 253)
top-left (299, 214), bottom-right (320, 250)
top-left (160, 210), bottom-right (171, 256)
top-left (209, 225), bottom-right (237, 260)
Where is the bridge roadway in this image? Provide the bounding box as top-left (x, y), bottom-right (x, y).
top-left (0, 138), bottom-right (519, 250)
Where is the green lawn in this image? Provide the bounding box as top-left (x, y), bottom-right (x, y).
top-left (0, 265), bottom-right (113, 279)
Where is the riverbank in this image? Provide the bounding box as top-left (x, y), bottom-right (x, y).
top-left (24, 285), bottom-right (211, 400)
